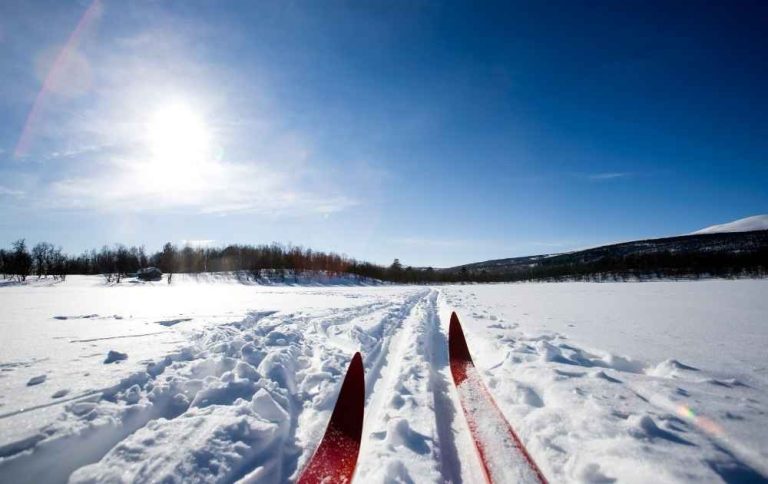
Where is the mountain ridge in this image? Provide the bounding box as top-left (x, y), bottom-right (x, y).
top-left (442, 229), bottom-right (768, 281)
top-left (692, 214), bottom-right (768, 235)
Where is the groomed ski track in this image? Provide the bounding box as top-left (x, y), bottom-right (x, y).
top-left (0, 287), bottom-right (488, 484)
top-left (1, 280), bottom-right (767, 483)
top-left (355, 289), bottom-right (483, 483)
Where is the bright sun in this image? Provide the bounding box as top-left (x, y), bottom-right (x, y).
top-left (146, 102), bottom-right (211, 169)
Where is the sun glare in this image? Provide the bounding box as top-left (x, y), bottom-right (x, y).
top-left (136, 100), bottom-right (218, 198)
top-left (146, 102), bottom-right (211, 169)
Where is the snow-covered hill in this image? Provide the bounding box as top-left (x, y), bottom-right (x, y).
top-left (693, 214), bottom-right (768, 234)
top-left (446, 229), bottom-right (768, 280)
top-left (1, 277), bottom-right (767, 482)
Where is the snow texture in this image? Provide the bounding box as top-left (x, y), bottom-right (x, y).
top-left (0, 275), bottom-right (767, 483)
top-left (692, 214), bottom-right (768, 234)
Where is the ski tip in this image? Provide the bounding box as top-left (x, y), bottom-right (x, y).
top-left (334, 351), bottom-right (365, 439)
top-left (448, 312), bottom-right (473, 364)
top-left (450, 311), bottom-right (460, 326)
top-left (351, 351), bottom-right (363, 371)
top-left (348, 351), bottom-right (364, 405)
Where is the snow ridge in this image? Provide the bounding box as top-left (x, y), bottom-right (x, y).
top-left (692, 214), bottom-right (768, 234)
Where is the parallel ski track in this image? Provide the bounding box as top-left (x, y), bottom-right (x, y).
top-left (355, 289), bottom-right (442, 482)
top-left (426, 291), bottom-right (466, 483)
top-left (0, 288), bottom-right (542, 484)
top-left (354, 289), bottom-right (483, 484)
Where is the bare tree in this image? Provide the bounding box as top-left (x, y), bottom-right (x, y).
top-left (114, 245), bottom-right (131, 283)
top-left (138, 246), bottom-right (148, 268)
top-left (158, 242), bottom-right (178, 284)
top-left (11, 239), bottom-right (33, 282)
top-left (32, 242), bottom-right (55, 278)
top-left (97, 246), bottom-right (116, 283)
top-left (51, 247), bottom-right (67, 281)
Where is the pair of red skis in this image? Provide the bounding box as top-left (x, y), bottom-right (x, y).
top-left (297, 312), bottom-right (547, 484)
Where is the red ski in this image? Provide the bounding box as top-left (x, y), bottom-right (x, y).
top-left (449, 312), bottom-right (548, 484)
top-left (298, 352), bottom-right (365, 484)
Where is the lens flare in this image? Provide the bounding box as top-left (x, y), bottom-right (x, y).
top-left (676, 403), bottom-right (723, 437)
top-left (14, 0), bottom-right (102, 158)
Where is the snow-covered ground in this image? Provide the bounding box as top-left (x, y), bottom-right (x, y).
top-left (692, 214), bottom-right (768, 234)
top-left (0, 276), bottom-right (766, 483)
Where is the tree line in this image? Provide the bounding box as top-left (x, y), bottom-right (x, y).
top-left (0, 240), bottom-right (67, 282)
top-left (439, 251), bottom-right (768, 283)
top-left (0, 239), bottom-right (398, 283)
top-left (2, 235), bottom-right (766, 285)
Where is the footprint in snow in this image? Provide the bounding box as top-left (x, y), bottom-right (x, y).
top-left (724, 411), bottom-right (745, 421)
top-left (649, 358), bottom-right (699, 374)
top-left (27, 374), bottom-right (47, 386)
top-left (705, 378), bottom-right (749, 388)
top-left (592, 370), bottom-right (622, 384)
top-left (156, 318), bottom-right (192, 327)
top-left (628, 414), bottom-right (694, 446)
top-left (554, 369), bottom-right (586, 379)
top-left (53, 314), bottom-right (99, 320)
top-left (575, 463), bottom-right (616, 484)
top-left (515, 385), bottom-right (545, 408)
top-left (104, 350), bottom-right (128, 364)
top-left (384, 418), bottom-right (431, 455)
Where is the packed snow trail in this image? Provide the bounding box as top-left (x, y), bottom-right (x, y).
top-left (1, 277), bottom-right (767, 483)
top-left (355, 289), bottom-right (478, 483)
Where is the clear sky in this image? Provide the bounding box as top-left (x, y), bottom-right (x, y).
top-left (1, 0), bottom-right (766, 267)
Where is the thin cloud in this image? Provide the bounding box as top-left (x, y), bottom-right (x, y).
top-left (0, 185), bottom-right (25, 197)
top-left (17, 11), bottom-right (357, 217)
top-left (47, 158), bottom-right (355, 215)
top-left (582, 172), bottom-right (633, 181)
top-left (46, 144), bottom-right (106, 160)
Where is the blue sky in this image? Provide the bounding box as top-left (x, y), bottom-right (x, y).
top-left (1, 0), bottom-right (766, 267)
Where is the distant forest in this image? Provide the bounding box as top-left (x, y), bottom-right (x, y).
top-left (0, 239), bottom-right (384, 283)
top-left (1, 231), bottom-right (767, 284)
top-left (448, 230), bottom-right (768, 283)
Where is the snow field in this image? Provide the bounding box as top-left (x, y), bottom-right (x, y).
top-left (0, 276), bottom-right (423, 483)
top-left (0, 277), bottom-right (766, 483)
top-left (442, 281), bottom-right (768, 483)
top-left (0, 275), bottom-right (387, 450)
top-left (693, 214), bottom-right (768, 234)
